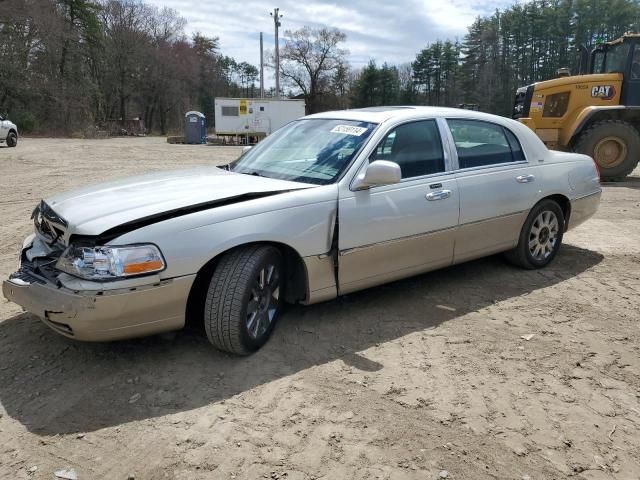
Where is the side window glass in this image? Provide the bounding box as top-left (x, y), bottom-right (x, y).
top-left (632, 45), bottom-right (640, 80)
top-left (448, 119), bottom-right (522, 169)
top-left (504, 128), bottom-right (526, 162)
top-left (592, 51), bottom-right (605, 74)
top-left (370, 120), bottom-right (445, 178)
top-left (375, 131), bottom-right (396, 157)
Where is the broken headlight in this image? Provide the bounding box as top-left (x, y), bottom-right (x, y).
top-left (56, 244), bottom-right (165, 280)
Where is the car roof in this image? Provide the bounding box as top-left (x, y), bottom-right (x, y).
top-left (305, 106), bottom-right (550, 160)
top-left (305, 106), bottom-right (515, 124)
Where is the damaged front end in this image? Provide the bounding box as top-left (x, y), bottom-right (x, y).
top-left (10, 236), bottom-right (64, 287)
top-left (22, 201), bottom-right (166, 284)
top-left (10, 201), bottom-right (70, 287)
top-left (4, 183), bottom-right (310, 341)
top-left (3, 201), bottom-right (193, 341)
top-left (32, 200), bottom-right (68, 246)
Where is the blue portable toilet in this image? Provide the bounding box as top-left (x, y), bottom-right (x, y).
top-left (184, 111), bottom-right (206, 144)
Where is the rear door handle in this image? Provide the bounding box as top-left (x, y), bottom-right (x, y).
top-left (516, 174), bottom-right (535, 183)
top-left (426, 190), bottom-right (451, 201)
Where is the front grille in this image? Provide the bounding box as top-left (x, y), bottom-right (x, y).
top-left (13, 254), bottom-right (62, 285)
top-left (9, 267), bottom-right (46, 285)
top-left (513, 85), bottom-right (534, 119)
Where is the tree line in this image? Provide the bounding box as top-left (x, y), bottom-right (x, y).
top-left (350, 0), bottom-right (640, 116)
top-left (2, 0), bottom-right (640, 135)
top-left (0, 0), bottom-right (261, 134)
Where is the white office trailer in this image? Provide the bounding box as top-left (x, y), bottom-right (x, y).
top-left (214, 98), bottom-right (305, 141)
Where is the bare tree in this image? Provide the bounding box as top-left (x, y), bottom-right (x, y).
top-left (140, 7), bottom-right (188, 134)
top-left (279, 26), bottom-right (348, 113)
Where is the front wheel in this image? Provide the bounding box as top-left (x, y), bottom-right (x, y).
top-left (204, 245), bottom-right (284, 355)
top-left (505, 200), bottom-right (565, 269)
top-left (6, 131), bottom-right (17, 147)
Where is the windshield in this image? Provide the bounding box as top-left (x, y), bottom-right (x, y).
top-left (593, 43), bottom-right (630, 73)
top-left (229, 118), bottom-right (377, 185)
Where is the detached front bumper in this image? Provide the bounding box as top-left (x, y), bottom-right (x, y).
top-left (3, 273), bottom-right (196, 341)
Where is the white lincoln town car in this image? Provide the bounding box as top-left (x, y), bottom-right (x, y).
top-left (3, 107), bottom-right (601, 355)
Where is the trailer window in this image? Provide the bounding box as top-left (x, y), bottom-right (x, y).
top-left (222, 106), bottom-right (239, 117)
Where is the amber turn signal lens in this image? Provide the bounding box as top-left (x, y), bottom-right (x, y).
top-left (123, 260), bottom-right (164, 274)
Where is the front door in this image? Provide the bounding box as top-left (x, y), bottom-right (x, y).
top-left (338, 119), bottom-right (460, 294)
top-left (623, 43), bottom-right (640, 106)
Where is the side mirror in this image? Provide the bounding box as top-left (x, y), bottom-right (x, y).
top-left (352, 160), bottom-right (401, 190)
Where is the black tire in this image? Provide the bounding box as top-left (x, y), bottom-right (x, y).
top-left (204, 245), bottom-right (284, 355)
top-left (6, 131), bottom-right (17, 148)
top-left (573, 120), bottom-right (640, 181)
top-left (504, 199), bottom-right (565, 269)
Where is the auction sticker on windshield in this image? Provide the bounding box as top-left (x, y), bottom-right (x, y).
top-left (330, 125), bottom-right (368, 136)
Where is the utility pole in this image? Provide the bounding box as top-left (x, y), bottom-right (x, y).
top-left (270, 7), bottom-right (282, 98)
top-left (259, 32), bottom-right (265, 98)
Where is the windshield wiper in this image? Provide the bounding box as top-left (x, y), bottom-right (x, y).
top-left (237, 170), bottom-right (269, 178)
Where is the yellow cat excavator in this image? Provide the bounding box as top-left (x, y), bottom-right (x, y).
top-left (513, 34), bottom-right (640, 180)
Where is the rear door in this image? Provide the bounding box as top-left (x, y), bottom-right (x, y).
top-left (338, 118), bottom-right (460, 294)
top-left (445, 118), bottom-right (538, 263)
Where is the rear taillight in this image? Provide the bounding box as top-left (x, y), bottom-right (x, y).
top-left (593, 158), bottom-right (601, 184)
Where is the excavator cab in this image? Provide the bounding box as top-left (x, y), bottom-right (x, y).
top-left (514, 34), bottom-right (640, 180)
top-left (589, 35), bottom-right (640, 105)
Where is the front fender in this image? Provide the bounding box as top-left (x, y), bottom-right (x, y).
top-left (110, 186), bottom-right (338, 279)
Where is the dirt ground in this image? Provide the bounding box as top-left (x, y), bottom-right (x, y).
top-left (0, 137), bottom-right (639, 480)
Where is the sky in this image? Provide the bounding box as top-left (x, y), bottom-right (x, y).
top-left (146, 0), bottom-right (517, 85)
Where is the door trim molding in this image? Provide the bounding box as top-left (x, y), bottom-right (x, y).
top-left (459, 209), bottom-right (528, 228)
top-left (339, 209), bottom-right (528, 257)
top-left (339, 225), bottom-right (457, 256)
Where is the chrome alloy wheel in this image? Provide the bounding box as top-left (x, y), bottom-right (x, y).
top-left (246, 264), bottom-right (280, 339)
top-left (528, 210), bottom-right (559, 261)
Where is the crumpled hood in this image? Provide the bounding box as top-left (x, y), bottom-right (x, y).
top-left (45, 167), bottom-right (313, 237)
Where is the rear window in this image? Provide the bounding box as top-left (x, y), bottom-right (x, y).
top-left (447, 119), bottom-right (526, 168)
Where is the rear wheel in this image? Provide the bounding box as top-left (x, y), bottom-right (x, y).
top-left (574, 120), bottom-right (640, 181)
top-left (505, 199), bottom-right (564, 269)
top-left (204, 245), bottom-right (284, 355)
top-left (6, 131), bottom-right (17, 148)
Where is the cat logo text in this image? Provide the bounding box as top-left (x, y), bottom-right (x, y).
top-left (591, 85), bottom-right (616, 100)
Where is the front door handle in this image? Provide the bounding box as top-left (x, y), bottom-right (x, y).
top-left (516, 174), bottom-right (535, 183)
top-left (426, 190), bottom-right (451, 201)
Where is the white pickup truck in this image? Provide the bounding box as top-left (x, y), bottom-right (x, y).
top-left (0, 114), bottom-right (18, 147)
